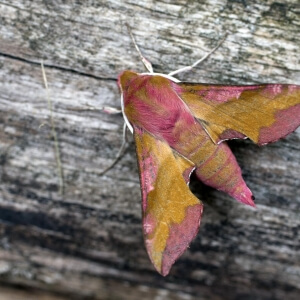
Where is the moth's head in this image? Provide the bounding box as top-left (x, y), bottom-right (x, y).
top-left (117, 70), bottom-right (139, 92)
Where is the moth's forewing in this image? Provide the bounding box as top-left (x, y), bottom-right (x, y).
top-left (134, 126), bottom-right (202, 276)
top-left (175, 83), bottom-right (300, 145)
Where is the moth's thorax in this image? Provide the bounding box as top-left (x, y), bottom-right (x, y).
top-left (118, 70), bottom-right (196, 144)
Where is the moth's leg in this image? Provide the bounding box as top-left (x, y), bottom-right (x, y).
top-left (100, 122), bottom-right (128, 175)
top-left (72, 104), bottom-right (123, 175)
top-left (41, 61), bottom-right (64, 195)
top-left (126, 23), bottom-right (154, 73)
top-left (99, 106), bottom-right (122, 114)
top-left (71, 103), bottom-right (122, 114)
top-left (168, 33), bottom-right (228, 76)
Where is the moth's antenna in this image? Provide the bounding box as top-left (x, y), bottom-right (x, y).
top-left (41, 61), bottom-right (64, 195)
top-left (168, 32), bottom-right (228, 76)
top-left (70, 103), bottom-right (122, 114)
top-left (125, 23), bottom-right (154, 73)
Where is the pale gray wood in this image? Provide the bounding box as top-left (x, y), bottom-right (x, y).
top-left (0, 1), bottom-right (299, 299)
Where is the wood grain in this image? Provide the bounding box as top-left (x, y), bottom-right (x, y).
top-left (0, 1), bottom-right (299, 299)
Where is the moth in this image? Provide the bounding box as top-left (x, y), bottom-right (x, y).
top-left (105, 29), bottom-right (300, 276)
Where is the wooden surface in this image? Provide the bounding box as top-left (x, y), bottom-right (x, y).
top-left (0, 1), bottom-right (299, 299)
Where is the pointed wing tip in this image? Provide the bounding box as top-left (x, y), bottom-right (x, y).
top-left (152, 264), bottom-right (172, 277)
top-left (149, 257), bottom-right (172, 276)
top-left (147, 252), bottom-right (173, 277)
top-left (157, 265), bottom-right (171, 277)
top-left (161, 268), bottom-right (171, 277)
top-left (158, 204), bottom-right (203, 276)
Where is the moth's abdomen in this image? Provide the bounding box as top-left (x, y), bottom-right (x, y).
top-left (194, 142), bottom-right (255, 206)
top-left (169, 121), bottom-right (255, 207)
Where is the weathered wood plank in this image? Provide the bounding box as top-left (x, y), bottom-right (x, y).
top-left (0, 1), bottom-right (299, 299)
